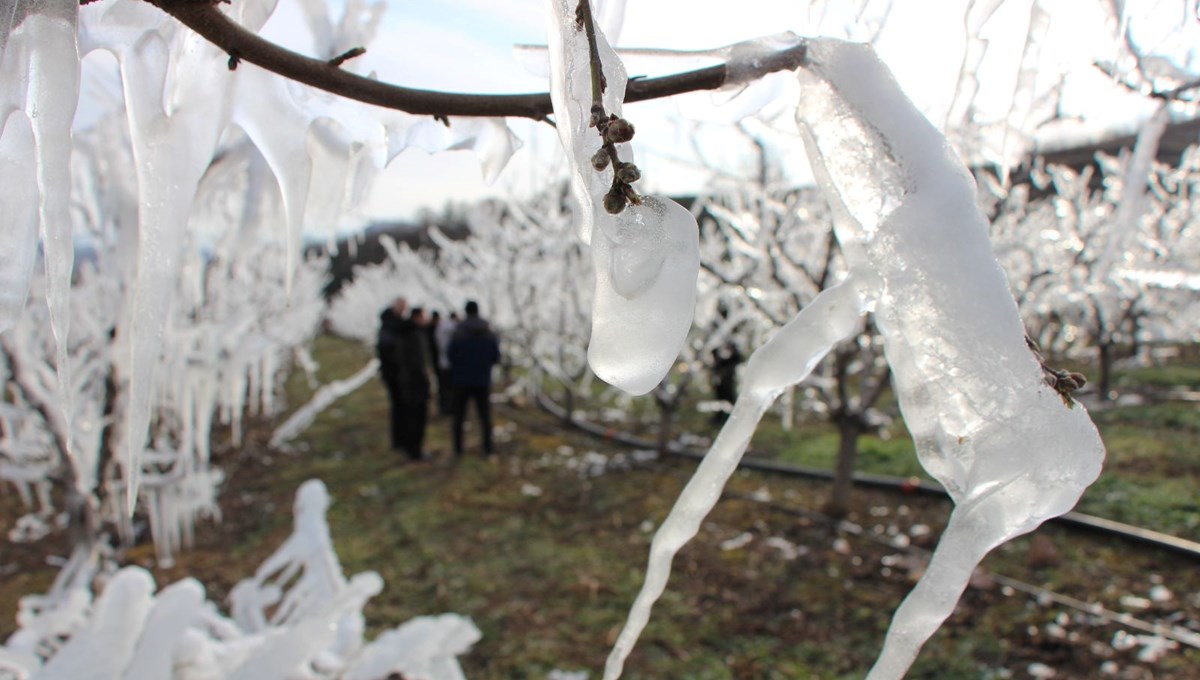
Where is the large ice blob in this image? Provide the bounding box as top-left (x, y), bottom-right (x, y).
top-left (604, 37), bottom-right (1105, 680)
top-left (589, 196), bottom-right (699, 395)
top-left (544, 0), bottom-right (700, 395)
top-left (803, 38), bottom-right (1106, 679)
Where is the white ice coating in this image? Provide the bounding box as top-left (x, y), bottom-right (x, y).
top-left (270, 358), bottom-right (381, 449)
top-left (1093, 103), bottom-right (1170, 283)
top-left (343, 615), bottom-right (483, 680)
top-left (3, 479), bottom-right (482, 679)
top-left (2, 0), bottom-right (524, 530)
top-left (605, 39), bottom-right (1105, 680)
top-left (34, 567), bottom-right (155, 679)
top-left (545, 0), bottom-right (700, 396)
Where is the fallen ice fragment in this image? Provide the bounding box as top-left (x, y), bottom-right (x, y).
top-left (1119, 595), bottom-right (1151, 610)
top-left (764, 536), bottom-right (802, 560)
top-left (719, 532), bottom-right (754, 551)
top-left (1148, 585), bottom-right (1173, 603)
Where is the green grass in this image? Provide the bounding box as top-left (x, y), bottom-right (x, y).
top-left (4, 335), bottom-right (1200, 678)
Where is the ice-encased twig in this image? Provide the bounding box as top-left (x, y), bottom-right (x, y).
top-left (544, 0), bottom-right (700, 396)
top-left (269, 358), bottom-right (381, 449)
top-left (793, 39), bottom-right (1104, 679)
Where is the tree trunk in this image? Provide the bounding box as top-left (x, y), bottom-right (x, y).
top-left (656, 399), bottom-right (676, 456)
top-left (1097, 342), bottom-right (1113, 402)
top-left (826, 417), bottom-right (862, 519)
top-left (561, 386), bottom-right (576, 422)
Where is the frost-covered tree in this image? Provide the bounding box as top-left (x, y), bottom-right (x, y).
top-left (985, 143), bottom-right (1200, 401)
top-left (694, 172), bottom-right (893, 516)
top-left (0, 108), bottom-right (329, 571)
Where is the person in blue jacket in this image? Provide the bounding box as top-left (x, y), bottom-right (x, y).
top-left (447, 300), bottom-right (500, 456)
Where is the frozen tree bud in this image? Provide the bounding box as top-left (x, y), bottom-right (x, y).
top-left (605, 118), bottom-right (635, 144)
top-left (603, 190), bottom-right (627, 214)
top-left (616, 162), bottom-right (641, 183)
top-left (589, 105), bottom-right (604, 128)
top-left (591, 149), bottom-right (611, 171)
top-left (621, 182), bottom-right (642, 205)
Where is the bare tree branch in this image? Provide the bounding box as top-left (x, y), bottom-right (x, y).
top-left (148, 0), bottom-right (808, 119)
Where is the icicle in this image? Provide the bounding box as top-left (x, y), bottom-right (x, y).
top-left (0, 0), bottom-right (81, 472)
top-left (81, 9), bottom-right (235, 512)
top-left (603, 280), bottom-right (869, 680)
top-left (995, 0), bottom-right (1051, 175)
top-left (0, 113), bottom-right (38, 335)
top-left (587, 197), bottom-right (700, 395)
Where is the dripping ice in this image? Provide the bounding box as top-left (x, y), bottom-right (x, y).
top-left (544, 0), bottom-right (699, 397)
top-left (603, 38), bottom-right (1105, 680)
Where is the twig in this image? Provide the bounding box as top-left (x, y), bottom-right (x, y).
top-left (327, 46), bottom-right (366, 68)
top-left (146, 0), bottom-right (808, 119)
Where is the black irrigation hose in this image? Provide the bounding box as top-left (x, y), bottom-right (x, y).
top-left (528, 394), bottom-right (1200, 562)
top-left (722, 490), bottom-right (1200, 652)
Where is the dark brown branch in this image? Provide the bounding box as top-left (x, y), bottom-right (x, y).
top-left (148, 0), bottom-right (808, 119)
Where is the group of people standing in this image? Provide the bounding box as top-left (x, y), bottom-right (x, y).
top-left (377, 297), bottom-right (500, 462)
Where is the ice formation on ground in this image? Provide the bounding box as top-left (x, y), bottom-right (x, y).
top-left (0, 479), bottom-right (481, 680)
top-left (602, 38), bottom-right (1105, 680)
top-left (545, 0), bottom-right (699, 396)
top-left (270, 359), bottom-right (381, 448)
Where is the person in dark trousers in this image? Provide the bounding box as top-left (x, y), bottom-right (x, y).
top-left (377, 298), bottom-right (432, 460)
top-left (447, 300), bottom-right (500, 457)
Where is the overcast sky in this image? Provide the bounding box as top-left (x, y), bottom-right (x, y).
top-left (257, 0), bottom-right (1196, 221)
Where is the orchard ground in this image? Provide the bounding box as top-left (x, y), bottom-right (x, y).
top-left (2, 335), bottom-right (1199, 679)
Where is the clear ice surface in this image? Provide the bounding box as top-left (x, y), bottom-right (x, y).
top-left (588, 197), bottom-right (700, 395)
top-left (802, 39), bottom-right (1105, 679)
top-left (605, 38), bottom-right (1105, 680)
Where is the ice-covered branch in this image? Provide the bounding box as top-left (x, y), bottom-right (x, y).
top-left (148, 0), bottom-right (808, 119)
top-left (270, 359), bottom-right (380, 449)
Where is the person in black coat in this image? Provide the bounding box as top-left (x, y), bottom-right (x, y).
top-left (377, 298), bottom-right (433, 460)
top-left (447, 300), bottom-right (500, 456)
